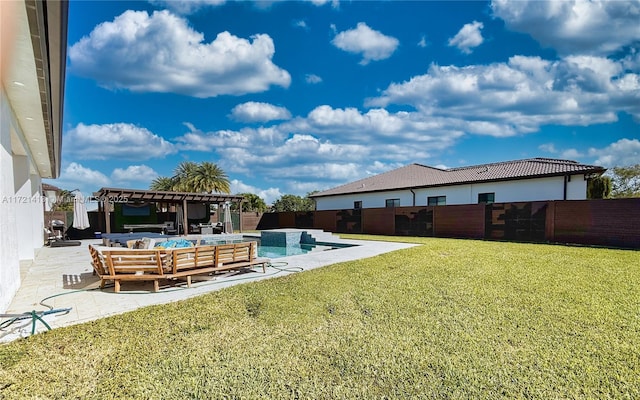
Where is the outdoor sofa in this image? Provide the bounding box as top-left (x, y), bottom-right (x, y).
top-left (88, 241), bottom-right (269, 293)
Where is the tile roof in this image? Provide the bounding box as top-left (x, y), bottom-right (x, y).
top-left (42, 183), bottom-right (61, 192)
top-left (311, 158), bottom-right (606, 197)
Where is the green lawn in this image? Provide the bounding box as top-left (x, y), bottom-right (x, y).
top-left (1, 237), bottom-right (638, 399)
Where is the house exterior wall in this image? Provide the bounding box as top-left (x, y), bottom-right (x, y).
top-left (315, 175), bottom-right (588, 211)
top-left (1, 89), bottom-right (23, 312)
top-left (0, 89), bottom-right (46, 312)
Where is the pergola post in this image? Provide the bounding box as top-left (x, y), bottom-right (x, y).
top-left (104, 199), bottom-right (111, 234)
top-left (239, 200), bottom-right (243, 233)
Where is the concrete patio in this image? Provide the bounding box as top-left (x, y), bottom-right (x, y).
top-left (1, 234), bottom-right (416, 342)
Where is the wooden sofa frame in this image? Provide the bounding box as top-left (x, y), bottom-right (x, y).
top-left (88, 241), bottom-right (269, 293)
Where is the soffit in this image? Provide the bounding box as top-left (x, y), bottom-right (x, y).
top-left (1, 1), bottom-right (65, 179)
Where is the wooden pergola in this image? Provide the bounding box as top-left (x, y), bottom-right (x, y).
top-left (93, 187), bottom-right (245, 234)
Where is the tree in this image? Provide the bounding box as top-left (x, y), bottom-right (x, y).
top-left (149, 161), bottom-right (230, 193)
top-left (587, 175), bottom-right (612, 199)
top-left (235, 193), bottom-right (267, 212)
top-left (190, 162), bottom-right (230, 193)
top-left (172, 161), bottom-right (199, 192)
top-left (304, 191), bottom-right (318, 210)
top-left (150, 176), bottom-right (176, 191)
top-left (609, 164), bottom-right (640, 198)
top-left (271, 193), bottom-right (316, 212)
top-left (51, 189), bottom-right (74, 211)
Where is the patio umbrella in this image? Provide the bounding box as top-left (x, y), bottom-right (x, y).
top-left (223, 202), bottom-right (233, 233)
top-left (175, 205), bottom-right (183, 235)
top-left (72, 192), bottom-right (90, 230)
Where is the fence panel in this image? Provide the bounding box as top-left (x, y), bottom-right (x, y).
top-left (553, 199), bottom-right (640, 248)
top-left (395, 207), bottom-right (433, 236)
top-left (248, 198), bottom-right (640, 249)
top-left (362, 208), bottom-right (393, 235)
top-left (313, 210), bottom-right (338, 233)
top-left (485, 202), bottom-right (548, 242)
top-left (434, 204), bottom-right (485, 239)
top-left (335, 209), bottom-right (363, 233)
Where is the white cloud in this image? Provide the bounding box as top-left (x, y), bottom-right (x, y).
top-left (294, 19), bottom-right (307, 29)
top-left (47, 163), bottom-right (112, 210)
top-left (417, 35), bottom-right (428, 48)
top-left (55, 162), bottom-right (111, 192)
top-left (149, 0), bottom-right (226, 14)
top-left (69, 10), bottom-right (291, 98)
top-left (492, 0), bottom-right (640, 56)
top-left (176, 124), bottom-right (282, 152)
top-left (230, 179), bottom-right (283, 205)
top-left (297, 105), bottom-right (465, 145)
top-left (305, 73), bottom-right (323, 84)
top-left (539, 144), bottom-right (584, 162)
top-left (111, 165), bottom-right (159, 183)
top-left (332, 22), bottom-right (399, 65)
top-left (64, 123), bottom-right (176, 160)
top-left (230, 101), bottom-right (292, 123)
top-left (310, 0), bottom-right (340, 9)
top-left (538, 143), bottom-right (557, 153)
top-left (560, 148), bottom-right (583, 160)
top-left (589, 138), bottom-right (640, 167)
top-left (174, 107), bottom-right (469, 196)
top-left (448, 21), bottom-right (484, 54)
top-left (367, 55), bottom-right (640, 136)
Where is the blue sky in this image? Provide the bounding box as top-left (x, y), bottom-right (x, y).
top-left (48, 0), bottom-right (640, 204)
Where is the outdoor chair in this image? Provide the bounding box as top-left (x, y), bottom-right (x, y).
top-left (164, 221), bottom-right (178, 235)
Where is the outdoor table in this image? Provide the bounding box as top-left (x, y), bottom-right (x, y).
top-left (123, 224), bottom-right (168, 234)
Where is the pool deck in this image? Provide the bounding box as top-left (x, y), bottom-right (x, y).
top-left (1, 233), bottom-right (416, 342)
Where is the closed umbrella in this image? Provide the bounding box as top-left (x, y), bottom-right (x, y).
top-left (175, 205), bottom-right (184, 235)
top-left (223, 203), bottom-right (233, 233)
top-left (72, 192), bottom-right (90, 230)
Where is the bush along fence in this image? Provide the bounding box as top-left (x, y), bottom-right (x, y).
top-left (249, 198), bottom-right (640, 249)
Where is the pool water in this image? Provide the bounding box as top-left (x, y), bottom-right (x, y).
top-left (198, 236), bottom-right (355, 259)
top-left (258, 243), bottom-right (336, 258)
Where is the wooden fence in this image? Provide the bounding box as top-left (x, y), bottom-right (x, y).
top-left (243, 198), bottom-right (640, 249)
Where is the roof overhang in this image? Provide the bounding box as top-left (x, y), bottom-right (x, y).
top-left (1, 0), bottom-right (68, 179)
top-left (93, 188), bottom-right (245, 204)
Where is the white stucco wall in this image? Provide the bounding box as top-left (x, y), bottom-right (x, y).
top-left (0, 89), bottom-right (45, 312)
top-left (315, 175), bottom-right (588, 211)
top-left (1, 89), bottom-right (22, 312)
top-left (565, 174), bottom-right (588, 200)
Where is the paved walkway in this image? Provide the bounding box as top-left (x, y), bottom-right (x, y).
top-left (1, 235), bottom-right (415, 342)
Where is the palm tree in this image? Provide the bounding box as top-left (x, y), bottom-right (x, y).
top-left (152, 161), bottom-right (230, 193)
top-left (149, 176), bottom-right (176, 191)
top-left (191, 162), bottom-right (230, 193)
top-left (172, 161), bottom-right (199, 192)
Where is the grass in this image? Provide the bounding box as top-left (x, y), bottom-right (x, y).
top-left (1, 237), bottom-right (639, 399)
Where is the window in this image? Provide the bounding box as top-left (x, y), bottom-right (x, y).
top-left (385, 199), bottom-right (400, 208)
top-left (354, 201), bottom-right (362, 209)
top-left (428, 196), bottom-right (446, 206)
top-left (478, 192), bottom-right (495, 204)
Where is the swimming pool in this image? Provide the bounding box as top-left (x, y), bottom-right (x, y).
top-left (198, 236), bottom-right (355, 259)
top-left (257, 242), bottom-right (353, 258)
